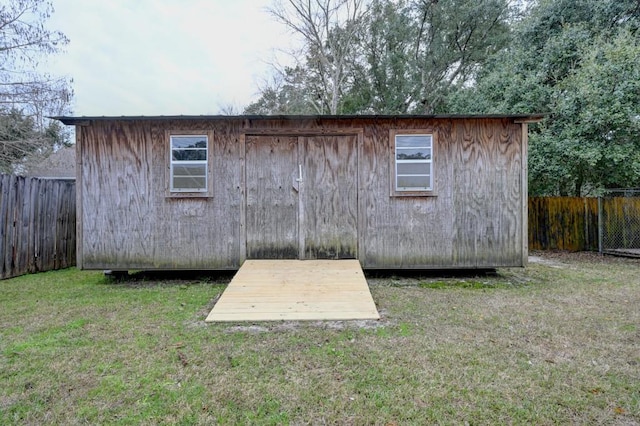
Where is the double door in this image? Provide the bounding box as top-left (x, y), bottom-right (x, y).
top-left (246, 134), bottom-right (358, 259)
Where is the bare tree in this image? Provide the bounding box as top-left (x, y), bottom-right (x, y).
top-left (217, 102), bottom-right (244, 115)
top-left (267, 0), bottom-right (369, 114)
top-left (0, 0), bottom-right (72, 172)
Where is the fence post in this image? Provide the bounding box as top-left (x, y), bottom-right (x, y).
top-left (583, 197), bottom-right (589, 251)
top-left (598, 196), bottom-right (603, 254)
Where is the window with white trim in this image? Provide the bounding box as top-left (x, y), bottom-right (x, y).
top-left (394, 133), bottom-right (433, 192)
top-left (170, 135), bottom-right (208, 192)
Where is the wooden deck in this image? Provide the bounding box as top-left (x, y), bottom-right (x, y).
top-left (205, 259), bottom-right (380, 322)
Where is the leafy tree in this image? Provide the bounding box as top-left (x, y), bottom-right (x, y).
top-left (251, 0), bottom-right (512, 115)
top-left (342, 0), bottom-right (418, 113)
top-left (447, 0), bottom-right (640, 195)
top-left (0, 108), bottom-right (68, 173)
top-left (410, 0), bottom-right (512, 113)
top-left (340, 0), bottom-right (513, 114)
top-left (544, 30), bottom-right (640, 194)
top-left (0, 0), bottom-right (72, 172)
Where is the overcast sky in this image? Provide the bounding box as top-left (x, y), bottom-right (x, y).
top-left (45, 0), bottom-right (292, 116)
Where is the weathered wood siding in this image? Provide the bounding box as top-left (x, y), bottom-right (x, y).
top-left (77, 116), bottom-right (526, 269)
top-left (355, 118), bottom-right (524, 268)
top-left (301, 134), bottom-right (358, 259)
top-left (1, 174), bottom-right (76, 279)
top-left (246, 135), bottom-right (299, 259)
top-left (79, 120), bottom-right (243, 269)
top-left (244, 133), bottom-right (358, 260)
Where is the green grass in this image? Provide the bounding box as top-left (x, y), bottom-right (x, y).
top-left (1, 254), bottom-right (639, 424)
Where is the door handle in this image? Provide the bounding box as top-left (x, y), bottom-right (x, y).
top-left (296, 165), bottom-right (303, 183)
top-left (292, 165), bottom-right (302, 192)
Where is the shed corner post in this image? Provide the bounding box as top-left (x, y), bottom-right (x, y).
top-left (238, 132), bottom-right (246, 265)
top-left (75, 125), bottom-right (83, 270)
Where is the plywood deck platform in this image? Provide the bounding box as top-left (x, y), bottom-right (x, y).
top-left (205, 259), bottom-right (380, 322)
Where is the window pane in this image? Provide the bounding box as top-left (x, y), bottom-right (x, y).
top-left (397, 162), bottom-right (430, 175)
top-left (173, 164), bottom-right (207, 177)
top-left (396, 148), bottom-right (431, 160)
top-left (397, 175), bottom-right (431, 190)
top-left (171, 136), bottom-right (207, 149)
top-left (396, 135), bottom-right (432, 148)
top-left (173, 176), bottom-right (206, 190)
top-left (394, 133), bottom-right (433, 193)
top-left (169, 134), bottom-right (208, 193)
top-left (172, 149), bottom-right (207, 161)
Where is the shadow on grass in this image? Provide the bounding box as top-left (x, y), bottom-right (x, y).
top-left (103, 270), bottom-right (235, 287)
top-left (104, 268), bottom-right (507, 289)
top-left (364, 268), bottom-right (497, 278)
top-left (363, 268), bottom-right (535, 290)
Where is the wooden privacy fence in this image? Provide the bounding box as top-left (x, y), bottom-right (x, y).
top-left (528, 197), bottom-right (599, 251)
top-left (528, 196), bottom-right (640, 252)
top-left (1, 174), bottom-right (76, 280)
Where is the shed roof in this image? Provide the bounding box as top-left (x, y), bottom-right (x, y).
top-left (53, 114), bottom-right (545, 126)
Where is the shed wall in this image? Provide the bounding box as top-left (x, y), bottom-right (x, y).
top-left (79, 120), bottom-right (244, 269)
top-left (77, 117), bottom-right (524, 269)
top-left (355, 118), bottom-right (523, 268)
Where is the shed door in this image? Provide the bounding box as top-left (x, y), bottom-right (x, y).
top-left (246, 135), bottom-right (299, 259)
top-left (245, 134), bottom-right (358, 260)
top-left (301, 135), bottom-right (358, 259)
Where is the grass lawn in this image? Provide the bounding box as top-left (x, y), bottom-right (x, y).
top-left (1, 252), bottom-right (639, 424)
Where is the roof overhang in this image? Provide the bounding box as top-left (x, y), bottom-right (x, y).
top-left (52, 114), bottom-right (545, 126)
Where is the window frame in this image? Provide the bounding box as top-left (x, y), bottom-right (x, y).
top-left (165, 130), bottom-right (214, 198)
top-left (389, 129), bottom-right (436, 197)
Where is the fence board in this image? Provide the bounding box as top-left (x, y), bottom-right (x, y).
top-left (0, 174), bottom-right (76, 280)
top-left (0, 176), bottom-right (6, 273)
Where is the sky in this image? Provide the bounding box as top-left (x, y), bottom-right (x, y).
top-left (44, 0), bottom-right (293, 116)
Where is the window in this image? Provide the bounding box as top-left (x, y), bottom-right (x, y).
top-left (170, 134), bottom-right (208, 193)
top-left (393, 132), bottom-right (433, 194)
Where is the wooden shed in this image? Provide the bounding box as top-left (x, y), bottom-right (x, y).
top-left (56, 114), bottom-right (542, 271)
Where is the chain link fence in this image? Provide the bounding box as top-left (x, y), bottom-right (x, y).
top-left (600, 189), bottom-right (640, 256)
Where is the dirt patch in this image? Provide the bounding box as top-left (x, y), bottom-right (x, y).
top-left (529, 249), bottom-right (640, 265)
top-left (528, 254), bottom-right (566, 268)
top-left (221, 313), bottom-right (390, 334)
